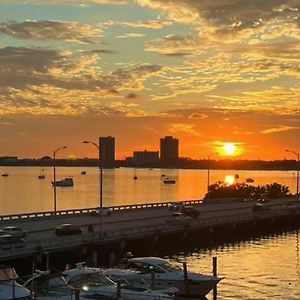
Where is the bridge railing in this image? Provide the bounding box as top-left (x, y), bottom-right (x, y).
top-left (0, 199), bottom-right (204, 222)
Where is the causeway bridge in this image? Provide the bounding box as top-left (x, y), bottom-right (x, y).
top-left (1, 197), bottom-right (300, 266)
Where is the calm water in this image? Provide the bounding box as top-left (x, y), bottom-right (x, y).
top-left (0, 166), bottom-right (299, 299)
top-left (181, 230), bottom-right (300, 300)
top-left (0, 166), bottom-right (298, 215)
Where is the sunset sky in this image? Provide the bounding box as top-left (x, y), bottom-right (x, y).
top-left (0, 0), bottom-right (299, 160)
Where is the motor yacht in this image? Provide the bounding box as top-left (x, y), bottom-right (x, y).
top-left (23, 270), bottom-right (80, 300)
top-left (104, 268), bottom-right (178, 296)
top-left (125, 257), bottom-right (222, 297)
top-left (0, 264), bottom-right (31, 300)
top-left (63, 262), bottom-right (174, 300)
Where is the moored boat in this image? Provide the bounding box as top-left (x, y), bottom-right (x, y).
top-left (23, 270), bottom-right (81, 300)
top-left (51, 177), bottom-right (73, 187)
top-left (125, 257), bottom-right (222, 297)
top-left (0, 264), bottom-right (31, 300)
top-left (63, 262), bottom-right (174, 300)
top-left (163, 178), bottom-right (176, 184)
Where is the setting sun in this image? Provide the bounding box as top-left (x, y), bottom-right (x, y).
top-left (223, 143), bottom-right (236, 156)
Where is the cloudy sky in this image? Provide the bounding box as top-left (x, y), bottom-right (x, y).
top-left (0, 0), bottom-right (299, 160)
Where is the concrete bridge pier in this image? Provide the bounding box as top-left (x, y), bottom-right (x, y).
top-left (91, 249), bottom-right (98, 267)
top-left (151, 234), bottom-right (160, 256)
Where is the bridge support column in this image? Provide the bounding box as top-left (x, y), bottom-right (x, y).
top-left (118, 240), bottom-right (126, 259)
top-left (151, 234), bottom-right (159, 255)
top-left (109, 252), bottom-right (116, 268)
top-left (91, 249), bottom-right (98, 267)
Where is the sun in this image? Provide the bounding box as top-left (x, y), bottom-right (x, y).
top-left (223, 143), bottom-right (236, 156)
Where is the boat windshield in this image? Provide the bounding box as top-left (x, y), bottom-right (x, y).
top-left (159, 261), bottom-right (182, 272)
top-left (69, 272), bottom-right (116, 288)
top-left (125, 276), bottom-right (147, 286)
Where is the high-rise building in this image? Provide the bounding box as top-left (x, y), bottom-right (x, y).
top-left (99, 136), bottom-right (115, 168)
top-left (160, 136), bottom-right (179, 166)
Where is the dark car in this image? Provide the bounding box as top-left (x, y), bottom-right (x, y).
top-left (55, 224), bottom-right (83, 236)
top-left (180, 206), bottom-right (200, 218)
top-left (252, 203), bottom-right (270, 212)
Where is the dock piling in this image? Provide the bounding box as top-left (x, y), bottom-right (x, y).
top-left (183, 261), bottom-right (190, 297)
top-left (213, 256), bottom-right (218, 300)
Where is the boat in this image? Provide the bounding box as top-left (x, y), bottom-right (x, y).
top-left (163, 178), bottom-right (176, 184)
top-left (0, 264), bottom-right (31, 300)
top-left (1, 173), bottom-right (9, 177)
top-left (81, 171), bottom-right (86, 175)
top-left (246, 178), bottom-right (254, 183)
top-left (23, 269), bottom-right (81, 300)
top-left (133, 176), bottom-right (138, 180)
top-left (51, 177), bottom-right (73, 187)
top-left (125, 257), bottom-right (222, 297)
top-left (63, 262), bottom-right (174, 300)
top-left (103, 268), bottom-right (179, 296)
top-left (38, 174), bottom-right (45, 179)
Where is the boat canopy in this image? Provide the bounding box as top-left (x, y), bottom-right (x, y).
top-left (0, 265), bottom-right (18, 281)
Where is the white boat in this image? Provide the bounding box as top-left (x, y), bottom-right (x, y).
top-left (63, 262), bottom-right (173, 300)
top-left (0, 264), bottom-right (31, 300)
top-left (51, 177), bottom-right (73, 187)
top-left (125, 257), bottom-right (222, 297)
top-left (23, 270), bottom-right (81, 300)
top-left (104, 268), bottom-right (179, 296)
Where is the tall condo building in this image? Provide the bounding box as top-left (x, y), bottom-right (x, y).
top-left (160, 136), bottom-right (179, 166)
top-left (99, 136), bottom-right (115, 168)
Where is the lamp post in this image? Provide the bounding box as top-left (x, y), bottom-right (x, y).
top-left (53, 146), bottom-right (67, 213)
top-left (207, 155), bottom-right (210, 200)
top-left (83, 140), bottom-right (103, 237)
top-left (285, 149), bottom-right (299, 197)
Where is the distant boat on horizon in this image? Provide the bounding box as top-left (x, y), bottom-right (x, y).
top-left (163, 178), bottom-right (176, 184)
top-left (81, 170), bottom-right (87, 175)
top-left (1, 173), bottom-right (8, 177)
top-left (246, 178), bottom-right (254, 183)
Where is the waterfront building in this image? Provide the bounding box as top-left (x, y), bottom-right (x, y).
top-left (99, 136), bottom-right (115, 168)
top-left (133, 150), bottom-right (159, 167)
top-left (160, 136), bottom-right (179, 166)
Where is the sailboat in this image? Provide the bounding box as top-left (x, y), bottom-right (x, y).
top-left (38, 168), bottom-right (46, 179)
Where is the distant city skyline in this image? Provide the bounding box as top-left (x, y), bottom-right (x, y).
top-left (0, 1), bottom-right (299, 160)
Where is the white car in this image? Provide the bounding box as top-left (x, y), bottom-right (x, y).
top-left (0, 226), bottom-right (27, 238)
top-left (90, 207), bottom-right (112, 216)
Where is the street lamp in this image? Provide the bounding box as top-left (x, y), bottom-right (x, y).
top-left (53, 146), bottom-right (67, 213)
top-left (83, 140), bottom-right (103, 237)
top-left (207, 156), bottom-right (210, 200)
top-left (285, 149), bottom-right (300, 197)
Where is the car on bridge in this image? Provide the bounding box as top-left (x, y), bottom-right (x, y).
top-left (252, 203), bottom-right (270, 212)
top-left (165, 212), bottom-right (191, 225)
top-left (0, 234), bottom-right (24, 244)
top-left (180, 206), bottom-right (200, 218)
top-left (55, 224), bottom-right (83, 236)
top-left (0, 226), bottom-right (27, 238)
top-left (90, 207), bottom-right (112, 216)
